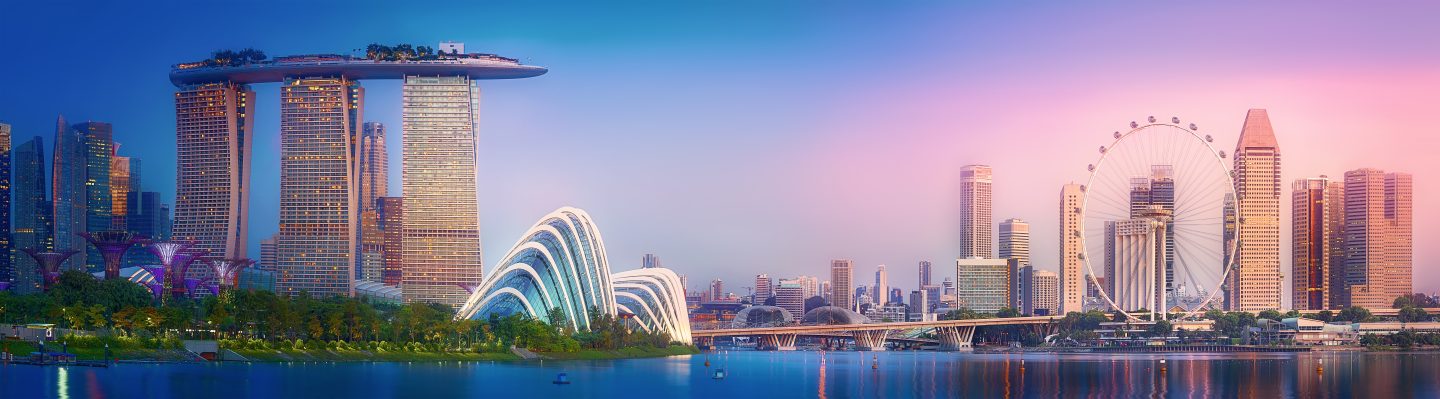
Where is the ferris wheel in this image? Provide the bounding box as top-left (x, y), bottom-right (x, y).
top-left (1079, 116), bottom-right (1237, 321)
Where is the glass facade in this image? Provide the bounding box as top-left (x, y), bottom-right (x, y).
top-left (400, 75), bottom-right (484, 308)
top-left (12, 137), bottom-right (51, 293)
top-left (173, 82), bottom-right (254, 269)
top-left (53, 117), bottom-right (88, 271)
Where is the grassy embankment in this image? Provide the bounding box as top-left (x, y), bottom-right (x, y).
top-left (229, 345), bottom-right (697, 362)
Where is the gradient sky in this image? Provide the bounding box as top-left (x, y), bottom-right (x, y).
top-left (1, 1), bottom-right (1435, 305)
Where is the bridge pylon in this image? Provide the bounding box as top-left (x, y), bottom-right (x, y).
top-left (755, 333), bottom-right (798, 351)
top-left (852, 330), bottom-right (889, 351)
top-left (936, 326), bottom-right (976, 351)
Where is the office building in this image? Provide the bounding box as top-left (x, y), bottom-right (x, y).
top-left (258, 234), bottom-right (279, 272)
top-left (1343, 169), bottom-right (1412, 309)
top-left (959, 165), bottom-right (994, 258)
top-left (774, 279), bottom-right (804, 317)
top-left (1129, 165), bottom-right (1175, 293)
top-left (797, 275), bottom-right (819, 298)
top-left (999, 218), bottom-right (1030, 266)
top-left (642, 253), bottom-right (662, 269)
top-left (1292, 177), bottom-right (1340, 310)
top-left (1059, 183), bottom-right (1083, 313)
top-left (918, 260), bottom-right (932, 287)
top-left (53, 117), bottom-right (88, 271)
top-left (122, 191), bottom-right (171, 268)
top-left (75, 121), bottom-right (114, 271)
top-left (955, 257), bottom-right (1010, 313)
top-left (12, 136), bottom-right (50, 293)
top-left (0, 123), bottom-right (9, 283)
top-left (1010, 260), bottom-right (1031, 312)
top-left (1228, 109), bottom-right (1283, 311)
top-left (830, 259), bottom-right (854, 310)
top-left (376, 197), bottom-right (403, 286)
top-left (109, 155), bottom-right (135, 230)
top-left (276, 77), bottom-right (362, 298)
top-left (874, 265), bottom-right (889, 305)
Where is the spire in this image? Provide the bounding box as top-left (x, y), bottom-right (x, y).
top-left (1236, 108), bottom-right (1279, 151)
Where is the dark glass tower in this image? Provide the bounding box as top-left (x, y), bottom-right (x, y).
top-left (75, 121), bottom-right (114, 271)
top-left (53, 116), bottom-right (89, 271)
top-left (13, 136), bottom-right (53, 293)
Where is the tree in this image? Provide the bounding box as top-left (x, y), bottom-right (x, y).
top-left (996, 307), bottom-right (1022, 318)
top-left (942, 308), bottom-right (988, 320)
top-left (1398, 306), bottom-right (1431, 323)
top-left (1315, 310), bottom-right (1334, 322)
top-left (1148, 320), bottom-right (1174, 338)
top-left (1337, 306), bottom-right (1373, 323)
top-left (1395, 294), bottom-right (1439, 309)
top-left (1258, 309), bottom-right (1283, 321)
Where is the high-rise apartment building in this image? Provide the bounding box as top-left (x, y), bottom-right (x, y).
top-left (1010, 261), bottom-right (1031, 312)
top-left (753, 274), bottom-right (773, 303)
top-left (173, 82), bottom-right (254, 263)
top-left (797, 275), bottom-right (819, 299)
top-left (376, 197), bottom-right (403, 286)
top-left (999, 218), bottom-right (1030, 266)
top-left (12, 136), bottom-right (52, 293)
top-left (1342, 169), bottom-right (1412, 309)
top-left (959, 165), bottom-right (994, 258)
top-left (955, 258), bottom-right (1010, 313)
top-left (1229, 109), bottom-right (1282, 311)
top-left (1031, 270), bottom-right (1059, 316)
top-left (401, 75), bottom-right (485, 308)
top-left (1292, 177), bottom-right (1341, 310)
top-left (708, 279), bottom-right (724, 302)
top-left (1059, 183), bottom-right (1083, 313)
top-left (830, 259), bottom-right (854, 310)
top-left (276, 77), bottom-right (362, 298)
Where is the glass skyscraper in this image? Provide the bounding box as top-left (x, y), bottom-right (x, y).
top-left (12, 136), bottom-right (53, 293)
top-left (276, 77), bottom-right (363, 298)
top-left (400, 75), bottom-right (484, 308)
top-left (76, 121), bottom-right (114, 271)
top-left (52, 117), bottom-right (89, 271)
top-left (0, 123), bottom-right (11, 284)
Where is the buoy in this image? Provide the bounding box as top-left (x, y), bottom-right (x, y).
top-left (1317, 358), bottom-right (1324, 374)
top-left (1160, 359), bottom-right (1167, 373)
top-left (553, 372), bottom-right (571, 385)
top-left (1020, 359), bottom-right (1026, 372)
top-left (872, 354), bottom-right (879, 370)
top-left (704, 356), bottom-right (710, 367)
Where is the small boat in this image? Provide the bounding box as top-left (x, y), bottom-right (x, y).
top-left (553, 373), bottom-right (571, 385)
top-left (712, 368), bottom-right (726, 379)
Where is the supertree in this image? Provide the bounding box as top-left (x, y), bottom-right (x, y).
top-left (207, 258), bottom-right (254, 292)
top-left (147, 241), bottom-right (194, 303)
top-left (78, 231), bottom-right (146, 280)
top-left (20, 248), bottom-right (80, 291)
top-left (171, 248), bottom-right (210, 299)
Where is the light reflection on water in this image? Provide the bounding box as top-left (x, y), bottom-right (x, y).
top-left (0, 351), bottom-right (1436, 397)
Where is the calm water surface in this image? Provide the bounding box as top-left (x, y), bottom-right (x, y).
top-left (2, 351), bottom-right (1437, 398)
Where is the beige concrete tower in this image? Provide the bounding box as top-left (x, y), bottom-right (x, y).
top-left (1059, 183), bottom-right (1083, 313)
top-left (1228, 109), bottom-right (1282, 311)
top-left (959, 165), bottom-right (993, 258)
top-left (999, 218), bottom-right (1030, 267)
top-left (276, 77), bottom-right (362, 298)
top-left (830, 259), bottom-right (854, 310)
top-left (173, 82), bottom-right (254, 261)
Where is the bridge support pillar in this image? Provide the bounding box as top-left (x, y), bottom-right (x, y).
top-left (936, 326), bottom-right (976, 351)
top-left (852, 330), bottom-right (889, 351)
top-left (755, 334), bottom-right (797, 351)
top-left (695, 337), bottom-right (715, 351)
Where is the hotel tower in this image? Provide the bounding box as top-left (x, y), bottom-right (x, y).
top-left (1227, 109), bottom-right (1282, 312)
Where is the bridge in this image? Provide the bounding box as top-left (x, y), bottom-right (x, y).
top-left (691, 316), bottom-right (1061, 351)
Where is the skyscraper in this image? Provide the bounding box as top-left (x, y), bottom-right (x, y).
top-left (999, 218), bottom-right (1030, 266)
top-left (642, 253), bottom-right (662, 269)
top-left (1292, 177), bottom-right (1338, 310)
top-left (52, 117), bottom-right (88, 271)
top-left (109, 154), bottom-right (133, 230)
top-left (959, 165), bottom-right (994, 258)
top-left (173, 82), bottom-right (254, 263)
top-left (1342, 169), bottom-right (1412, 309)
top-left (357, 122), bottom-right (388, 282)
top-left (122, 191), bottom-right (171, 268)
top-left (1010, 261), bottom-right (1031, 312)
top-left (774, 279), bottom-right (804, 316)
top-left (376, 197), bottom-right (403, 286)
top-left (258, 234), bottom-right (278, 272)
top-left (1059, 183), bottom-right (1083, 313)
top-left (918, 260), bottom-right (932, 287)
top-left (276, 77), bottom-right (362, 298)
top-left (0, 123), bottom-right (10, 284)
top-left (77, 123), bottom-right (115, 269)
top-left (401, 75), bottom-right (485, 308)
top-left (1129, 165), bottom-right (1175, 293)
top-left (753, 274), bottom-right (772, 303)
top-left (1229, 109), bottom-right (1282, 311)
top-left (873, 265), bottom-right (889, 305)
top-left (830, 259), bottom-right (854, 310)
top-left (12, 136), bottom-right (52, 293)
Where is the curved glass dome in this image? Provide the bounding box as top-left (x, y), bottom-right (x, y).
top-left (801, 306), bottom-right (871, 325)
top-left (731, 306), bottom-right (794, 328)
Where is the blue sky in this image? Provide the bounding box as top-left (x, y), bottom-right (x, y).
top-left (2, 1), bottom-right (1436, 301)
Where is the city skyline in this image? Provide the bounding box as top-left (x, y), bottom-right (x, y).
top-left (1, 2), bottom-right (1436, 306)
